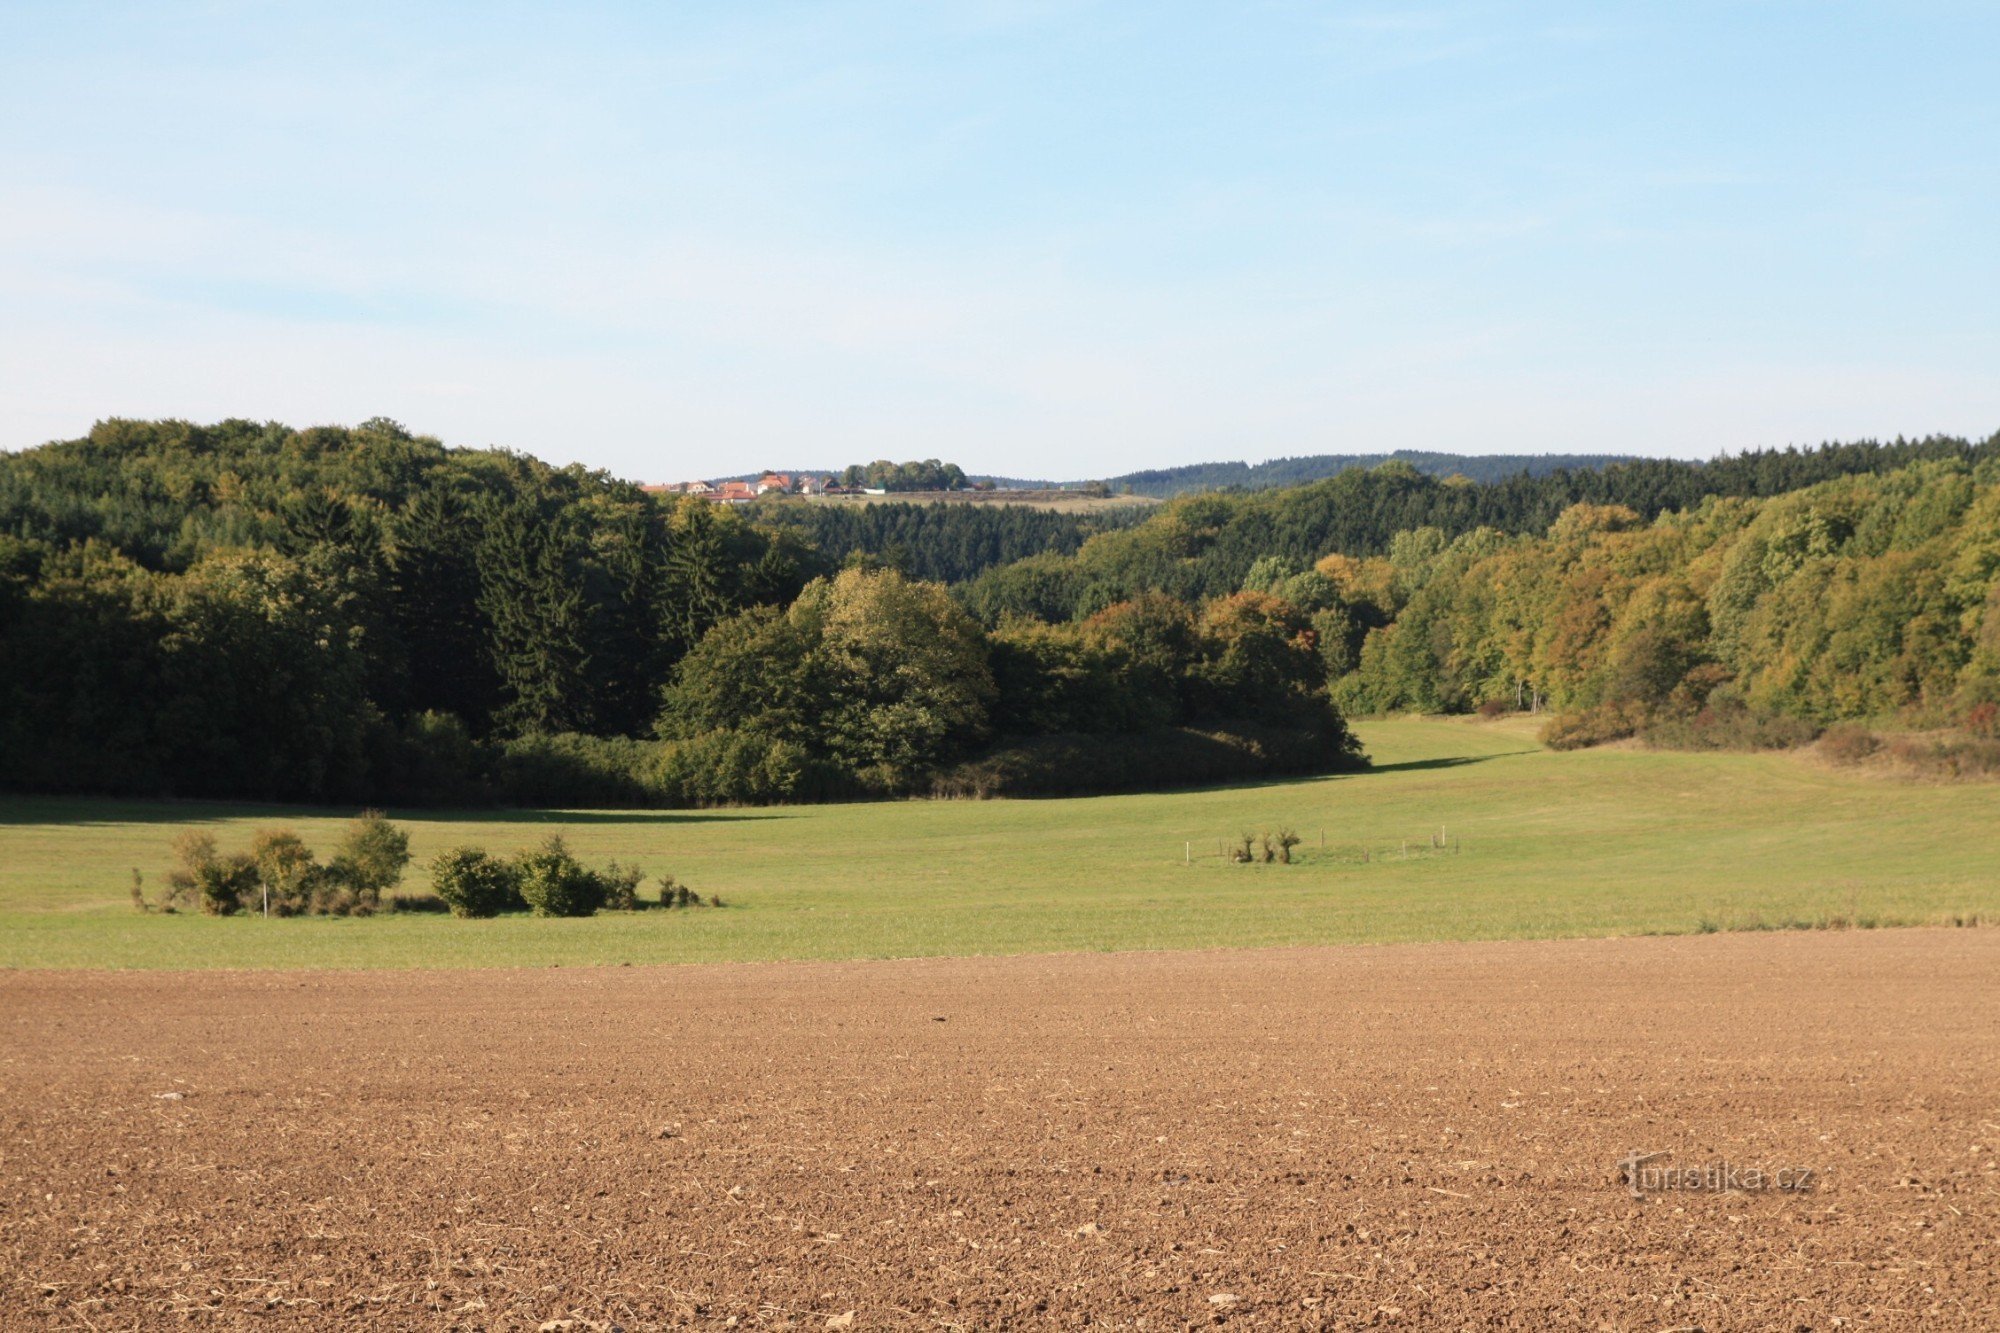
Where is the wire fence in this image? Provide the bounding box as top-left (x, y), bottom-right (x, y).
top-left (1181, 828), bottom-right (1463, 866)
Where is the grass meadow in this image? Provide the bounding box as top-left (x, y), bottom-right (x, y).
top-left (1, 717), bottom-right (1995, 970)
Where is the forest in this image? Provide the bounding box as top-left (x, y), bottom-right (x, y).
top-left (1098, 449), bottom-right (1638, 497)
top-left (0, 418), bottom-right (1358, 805)
top-left (2, 417), bottom-right (1995, 809)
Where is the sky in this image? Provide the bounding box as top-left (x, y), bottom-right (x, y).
top-left (1, 2), bottom-right (1996, 482)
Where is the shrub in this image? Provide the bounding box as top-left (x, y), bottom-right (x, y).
top-left (1475, 699), bottom-right (1510, 719)
top-left (1541, 703), bottom-right (1645, 751)
top-left (600, 861), bottom-right (645, 911)
top-left (165, 831), bottom-right (257, 915)
top-left (514, 834), bottom-right (606, 917)
top-left (1818, 725), bottom-right (1882, 765)
top-left (1639, 697), bottom-right (1818, 752)
top-left (247, 829), bottom-right (322, 916)
top-left (493, 733), bottom-right (667, 807)
top-left (325, 810), bottom-right (412, 911)
top-left (649, 731), bottom-right (833, 805)
top-left (1966, 701), bottom-right (2000, 740)
top-left (429, 846), bottom-right (524, 918)
top-left (1883, 734), bottom-right (2000, 779)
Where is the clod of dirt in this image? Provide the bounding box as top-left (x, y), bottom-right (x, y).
top-left (152, 1091), bottom-right (184, 1101)
top-left (1208, 1292), bottom-right (1239, 1307)
top-left (825, 1313), bottom-right (855, 1329)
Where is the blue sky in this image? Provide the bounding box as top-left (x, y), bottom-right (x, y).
top-left (1, 2), bottom-right (1995, 480)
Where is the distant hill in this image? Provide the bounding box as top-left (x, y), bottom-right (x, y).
top-left (1077, 451), bottom-right (1639, 498)
top-left (713, 451), bottom-right (1639, 497)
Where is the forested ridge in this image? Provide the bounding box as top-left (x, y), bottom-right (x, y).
top-left (961, 432), bottom-right (2000, 620)
top-left (0, 418), bottom-right (1359, 805)
top-left (1095, 449), bottom-right (1638, 497)
top-left (2, 417), bottom-right (1995, 808)
top-left (753, 501), bottom-right (1143, 584)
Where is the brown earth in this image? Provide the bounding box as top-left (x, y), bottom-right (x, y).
top-left (2, 930), bottom-right (1996, 1330)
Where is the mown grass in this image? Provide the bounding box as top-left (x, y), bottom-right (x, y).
top-left (1, 718), bottom-right (1994, 970)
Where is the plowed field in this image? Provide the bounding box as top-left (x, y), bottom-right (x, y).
top-left (4, 928), bottom-right (1996, 1328)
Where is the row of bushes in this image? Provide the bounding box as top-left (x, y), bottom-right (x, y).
top-left (430, 834), bottom-right (716, 918)
top-left (148, 812), bottom-right (412, 916)
top-left (1542, 690), bottom-right (1823, 754)
top-left (1818, 725), bottom-right (2000, 779)
top-left (143, 816), bottom-right (720, 919)
top-left (1536, 691), bottom-right (2000, 778)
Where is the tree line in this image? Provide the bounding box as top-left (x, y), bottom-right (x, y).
top-left (5, 417), bottom-right (1994, 810)
top-left (1318, 459), bottom-right (2000, 745)
top-left (959, 434), bottom-right (2000, 622)
top-left (1102, 449), bottom-right (1638, 498)
top-left (752, 499), bottom-right (1142, 584)
top-left (837, 458), bottom-right (969, 491)
top-left (0, 417), bottom-right (1364, 805)
top-left (0, 418), bottom-right (813, 800)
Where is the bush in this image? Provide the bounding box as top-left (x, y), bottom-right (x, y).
top-left (367, 710), bottom-right (491, 806)
top-left (248, 829), bottom-right (320, 916)
top-left (1475, 699), bottom-right (1510, 719)
top-left (648, 731), bottom-right (836, 805)
top-left (1541, 702), bottom-right (1647, 751)
top-left (1639, 696), bottom-right (1818, 752)
top-left (1818, 725), bottom-right (1882, 765)
top-left (493, 733), bottom-right (667, 807)
top-left (513, 834), bottom-right (606, 917)
top-left (1883, 734), bottom-right (2000, 779)
top-left (429, 846), bottom-right (524, 918)
top-left (600, 861), bottom-right (645, 911)
top-left (165, 831), bottom-right (257, 916)
top-left (325, 810), bottom-right (412, 911)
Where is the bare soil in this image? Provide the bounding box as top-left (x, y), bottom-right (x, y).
top-left (3, 930), bottom-right (1996, 1329)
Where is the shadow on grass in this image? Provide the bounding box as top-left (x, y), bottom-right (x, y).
top-left (1365, 750), bottom-right (1536, 774)
top-left (0, 796), bottom-right (785, 828)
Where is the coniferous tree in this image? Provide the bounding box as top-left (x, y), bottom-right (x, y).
top-left (385, 485), bottom-right (497, 729)
top-left (478, 499), bottom-right (593, 735)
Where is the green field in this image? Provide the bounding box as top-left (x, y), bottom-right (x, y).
top-left (1, 718), bottom-right (1994, 970)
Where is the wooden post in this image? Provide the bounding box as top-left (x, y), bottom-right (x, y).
top-left (1184, 841), bottom-right (1190, 865)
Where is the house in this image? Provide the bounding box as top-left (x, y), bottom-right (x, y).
top-left (709, 480), bottom-right (757, 503)
top-left (796, 474), bottom-right (832, 496)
